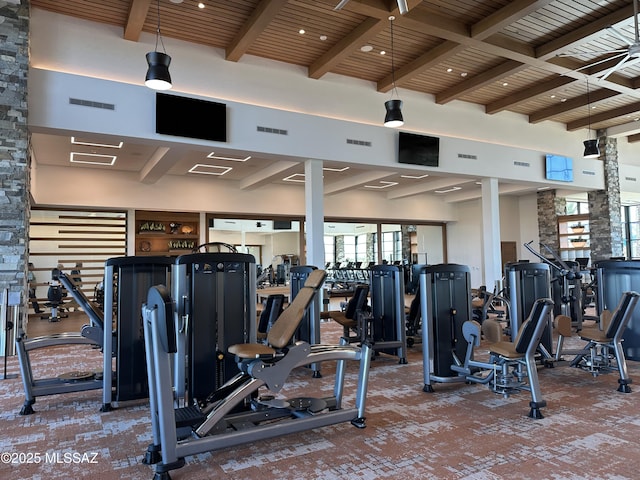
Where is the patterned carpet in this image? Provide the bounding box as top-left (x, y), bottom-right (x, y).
top-left (1, 314), bottom-right (640, 480)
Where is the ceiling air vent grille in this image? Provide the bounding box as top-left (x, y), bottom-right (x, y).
top-left (457, 153), bottom-right (477, 160)
top-left (582, 170), bottom-right (596, 176)
top-left (626, 176), bottom-right (637, 182)
top-left (513, 161), bottom-right (530, 167)
top-left (69, 98), bottom-right (115, 110)
top-left (346, 139), bottom-right (372, 147)
top-left (257, 126), bottom-right (288, 135)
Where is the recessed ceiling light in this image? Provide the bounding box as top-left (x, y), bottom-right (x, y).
top-left (198, 2), bottom-right (204, 8)
top-left (299, 29), bottom-right (306, 35)
top-left (364, 181), bottom-right (398, 189)
top-left (460, 72), bottom-right (468, 77)
top-left (188, 164), bottom-right (232, 176)
top-left (446, 68), bottom-right (453, 73)
top-left (71, 137), bottom-right (123, 149)
top-left (70, 152), bottom-right (117, 166)
top-left (320, 35), bottom-right (328, 41)
top-left (502, 82), bottom-right (508, 86)
top-left (283, 174), bottom-right (305, 182)
top-left (169, 0), bottom-right (183, 3)
top-left (206, 152), bottom-right (251, 162)
top-left (360, 45), bottom-right (373, 52)
top-left (550, 94), bottom-right (556, 99)
top-left (379, 50), bottom-right (386, 55)
top-left (560, 98), bottom-right (567, 102)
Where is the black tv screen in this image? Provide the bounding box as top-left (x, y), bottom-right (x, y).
top-left (398, 132), bottom-right (439, 167)
top-left (156, 93), bottom-right (227, 142)
top-left (545, 154), bottom-right (573, 182)
top-left (273, 220), bottom-right (292, 230)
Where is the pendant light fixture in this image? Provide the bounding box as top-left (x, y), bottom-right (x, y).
top-left (384, 15), bottom-right (404, 128)
top-left (145, 0), bottom-right (172, 90)
top-left (583, 77), bottom-right (599, 158)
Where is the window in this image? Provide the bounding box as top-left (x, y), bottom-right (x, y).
top-left (623, 205), bottom-right (640, 259)
top-left (566, 201), bottom-right (589, 215)
top-left (324, 236), bottom-right (335, 266)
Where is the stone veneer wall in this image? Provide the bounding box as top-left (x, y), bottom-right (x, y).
top-left (588, 134), bottom-right (623, 261)
top-left (537, 190), bottom-right (565, 252)
top-left (0, 2), bottom-right (30, 316)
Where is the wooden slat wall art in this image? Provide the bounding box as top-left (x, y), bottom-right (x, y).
top-left (29, 208), bottom-right (127, 310)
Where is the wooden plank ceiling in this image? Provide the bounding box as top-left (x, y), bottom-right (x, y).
top-left (30, 0), bottom-right (640, 141)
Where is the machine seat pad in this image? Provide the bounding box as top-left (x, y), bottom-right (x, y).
top-left (323, 311), bottom-right (357, 329)
top-left (229, 343), bottom-right (277, 359)
top-left (579, 327), bottom-right (610, 343)
top-left (489, 341), bottom-right (520, 359)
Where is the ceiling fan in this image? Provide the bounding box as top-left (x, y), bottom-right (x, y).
top-left (559, 0), bottom-right (640, 81)
top-left (334, 0), bottom-right (408, 15)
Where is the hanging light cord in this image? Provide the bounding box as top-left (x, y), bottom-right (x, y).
top-left (586, 76), bottom-right (593, 139)
top-left (154, 0), bottom-right (167, 54)
top-left (389, 15), bottom-right (399, 99)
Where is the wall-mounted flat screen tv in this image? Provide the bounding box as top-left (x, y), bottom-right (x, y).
top-left (156, 92), bottom-right (227, 142)
top-left (398, 132), bottom-right (439, 167)
top-left (545, 154), bottom-right (573, 182)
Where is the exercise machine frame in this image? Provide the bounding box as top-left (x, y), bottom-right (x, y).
top-left (141, 279), bottom-right (372, 479)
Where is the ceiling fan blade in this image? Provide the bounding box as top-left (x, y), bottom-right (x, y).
top-left (598, 53), bottom-right (632, 80)
top-left (607, 26), bottom-right (634, 46)
top-left (570, 52), bottom-right (628, 73)
top-left (334, 0), bottom-right (350, 10)
top-left (557, 49), bottom-right (627, 57)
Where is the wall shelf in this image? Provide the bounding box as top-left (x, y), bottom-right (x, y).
top-left (135, 210), bottom-right (199, 256)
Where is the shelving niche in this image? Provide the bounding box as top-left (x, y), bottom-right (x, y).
top-left (135, 210), bottom-right (199, 256)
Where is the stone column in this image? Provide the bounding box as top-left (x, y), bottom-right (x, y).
top-left (0, 2), bottom-right (30, 324)
top-left (588, 133), bottom-right (623, 261)
top-left (537, 190), bottom-right (565, 252)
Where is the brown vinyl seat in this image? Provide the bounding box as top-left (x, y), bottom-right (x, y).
top-left (229, 269), bottom-right (326, 359)
top-left (320, 284), bottom-right (369, 342)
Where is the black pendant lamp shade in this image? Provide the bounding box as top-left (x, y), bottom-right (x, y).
top-left (583, 139), bottom-right (599, 159)
top-left (384, 99), bottom-right (404, 128)
top-left (145, 51), bottom-right (172, 90)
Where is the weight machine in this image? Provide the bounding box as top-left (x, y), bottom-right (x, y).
top-left (141, 269), bottom-right (373, 479)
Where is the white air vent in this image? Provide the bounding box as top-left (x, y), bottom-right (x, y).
top-left (69, 98), bottom-right (115, 110)
top-left (626, 176), bottom-right (637, 182)
top-left (582, 170), bottom-right (596, 176)
top-left (346, 139), bottom-right (372, 147)
top-left (457, 153), bottom-right (477, 160)
top-left (513, 161), bottom-right (530, 167)
top-left (257, 126), bottom-right (288, 135)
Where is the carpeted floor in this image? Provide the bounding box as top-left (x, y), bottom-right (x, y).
top-left (1, 312), bottom-right (639, 480)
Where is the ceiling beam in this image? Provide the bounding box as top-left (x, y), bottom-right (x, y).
top-left (528, 89), bottom-right (619, 124)
top-left (436, 60), bottom-right (524, 105)
top-left (378, 41), bottom-right (466, 92)
top-left (566, 101), bottom-right (640, 131)
top-left (324, 170), bottom-right (393, 195)
top-left (485, 76), bottom-right (575, 115)
top-left (226, 0), bottom-right (289, 62)
top-left (124, 0), bottom-right (152, 42)
top-left (139, 146), bottom-right (187, 184)
top-left (385, 177), bottom-right (472, 200)
top-left (239, 160), bottom-right (298, 190)
top-left (471, 0), bottom-right (555, 39)
top-left (310, 17), bottom-right (387, 79)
